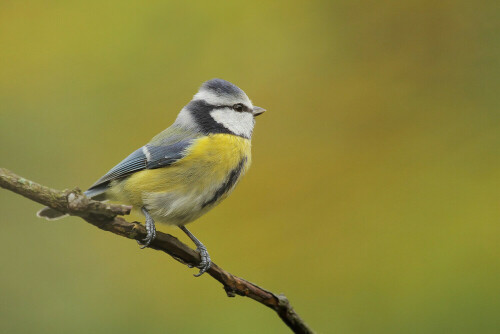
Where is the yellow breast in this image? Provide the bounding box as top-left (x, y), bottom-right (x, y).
top-left (110, 134), bottom-right (251, 219)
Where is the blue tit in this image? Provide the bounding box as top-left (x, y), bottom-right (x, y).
top-left (37, 78), bottom-right (265, 276)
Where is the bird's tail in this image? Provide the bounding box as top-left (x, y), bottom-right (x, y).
top-left (36, 207), bottom-right (68, 220)
top-left (36, 188), bottom-right (108, 220)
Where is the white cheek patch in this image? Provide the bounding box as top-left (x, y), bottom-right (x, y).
top-left (210, 108), bottom-right (255, 138)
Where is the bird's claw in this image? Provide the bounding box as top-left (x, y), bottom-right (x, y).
top-left (179, 225), bottom-right (211, 277)
top-left (193, 245), bottom-right (211, 277)
top-left (137, 207), bottom-right (156, 249)
top-left (136, 228), bottom-right (156, 248)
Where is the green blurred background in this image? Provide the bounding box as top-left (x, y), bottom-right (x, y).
top-left (1, 1), bottom-right (499, 333)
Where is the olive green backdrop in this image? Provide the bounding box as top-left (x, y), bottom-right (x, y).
top-left (1, 1), bottom-right (498, 333)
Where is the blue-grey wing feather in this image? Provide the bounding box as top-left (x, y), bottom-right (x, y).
top-left (145, 141), bottom-right (191, 169)
top-left (85, 138), bottom-right (194, 198)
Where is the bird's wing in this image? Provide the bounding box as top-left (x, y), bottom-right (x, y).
top-left (85, 136), bottom-right (195, 198)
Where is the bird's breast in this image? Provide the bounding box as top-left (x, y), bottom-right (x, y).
top-left (119, 134), bottom-right (252, 224)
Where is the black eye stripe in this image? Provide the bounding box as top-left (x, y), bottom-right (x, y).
top-left (233, 103), bottom-right (243, 112)
top-left (186, 99), bottom-right (252, 139)
top-left (195, 100), bottom-right (251, 113)
top-left (212, 104), bottom-right (250, 112)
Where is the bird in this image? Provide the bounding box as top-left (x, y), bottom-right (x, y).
top-left (37, 78), bottom-right (265, 276)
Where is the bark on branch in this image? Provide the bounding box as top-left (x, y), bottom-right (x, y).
top-left (0, 168), bottom-right (314, 334)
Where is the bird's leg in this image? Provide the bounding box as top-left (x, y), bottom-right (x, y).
top-left (137, 206), bottom-right (157, 249)
top-left (179, 225), bottom-right (211, 277)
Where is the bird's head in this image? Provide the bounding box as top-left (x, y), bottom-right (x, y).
top-left (175, 79), bottom-right (265, 138)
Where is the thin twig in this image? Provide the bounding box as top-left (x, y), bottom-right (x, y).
top-left (0, 167), bottom-right (314, 334)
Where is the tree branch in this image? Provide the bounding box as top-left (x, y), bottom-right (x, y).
top-left (0, 168), bottom-right (314, 334)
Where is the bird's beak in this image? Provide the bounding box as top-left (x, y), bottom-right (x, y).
top-left (252, 106), bottom-right (266, 117)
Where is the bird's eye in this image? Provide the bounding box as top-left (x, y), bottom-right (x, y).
top-left (232, 103), bottom-right (244, 112)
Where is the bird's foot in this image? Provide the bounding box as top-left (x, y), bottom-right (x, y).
top-left (193, 245), bottom-right (211, 277)
top-left (137, 207), bottom-right (157, 248)
top-left (180, 225), bottom-right (211, 277)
